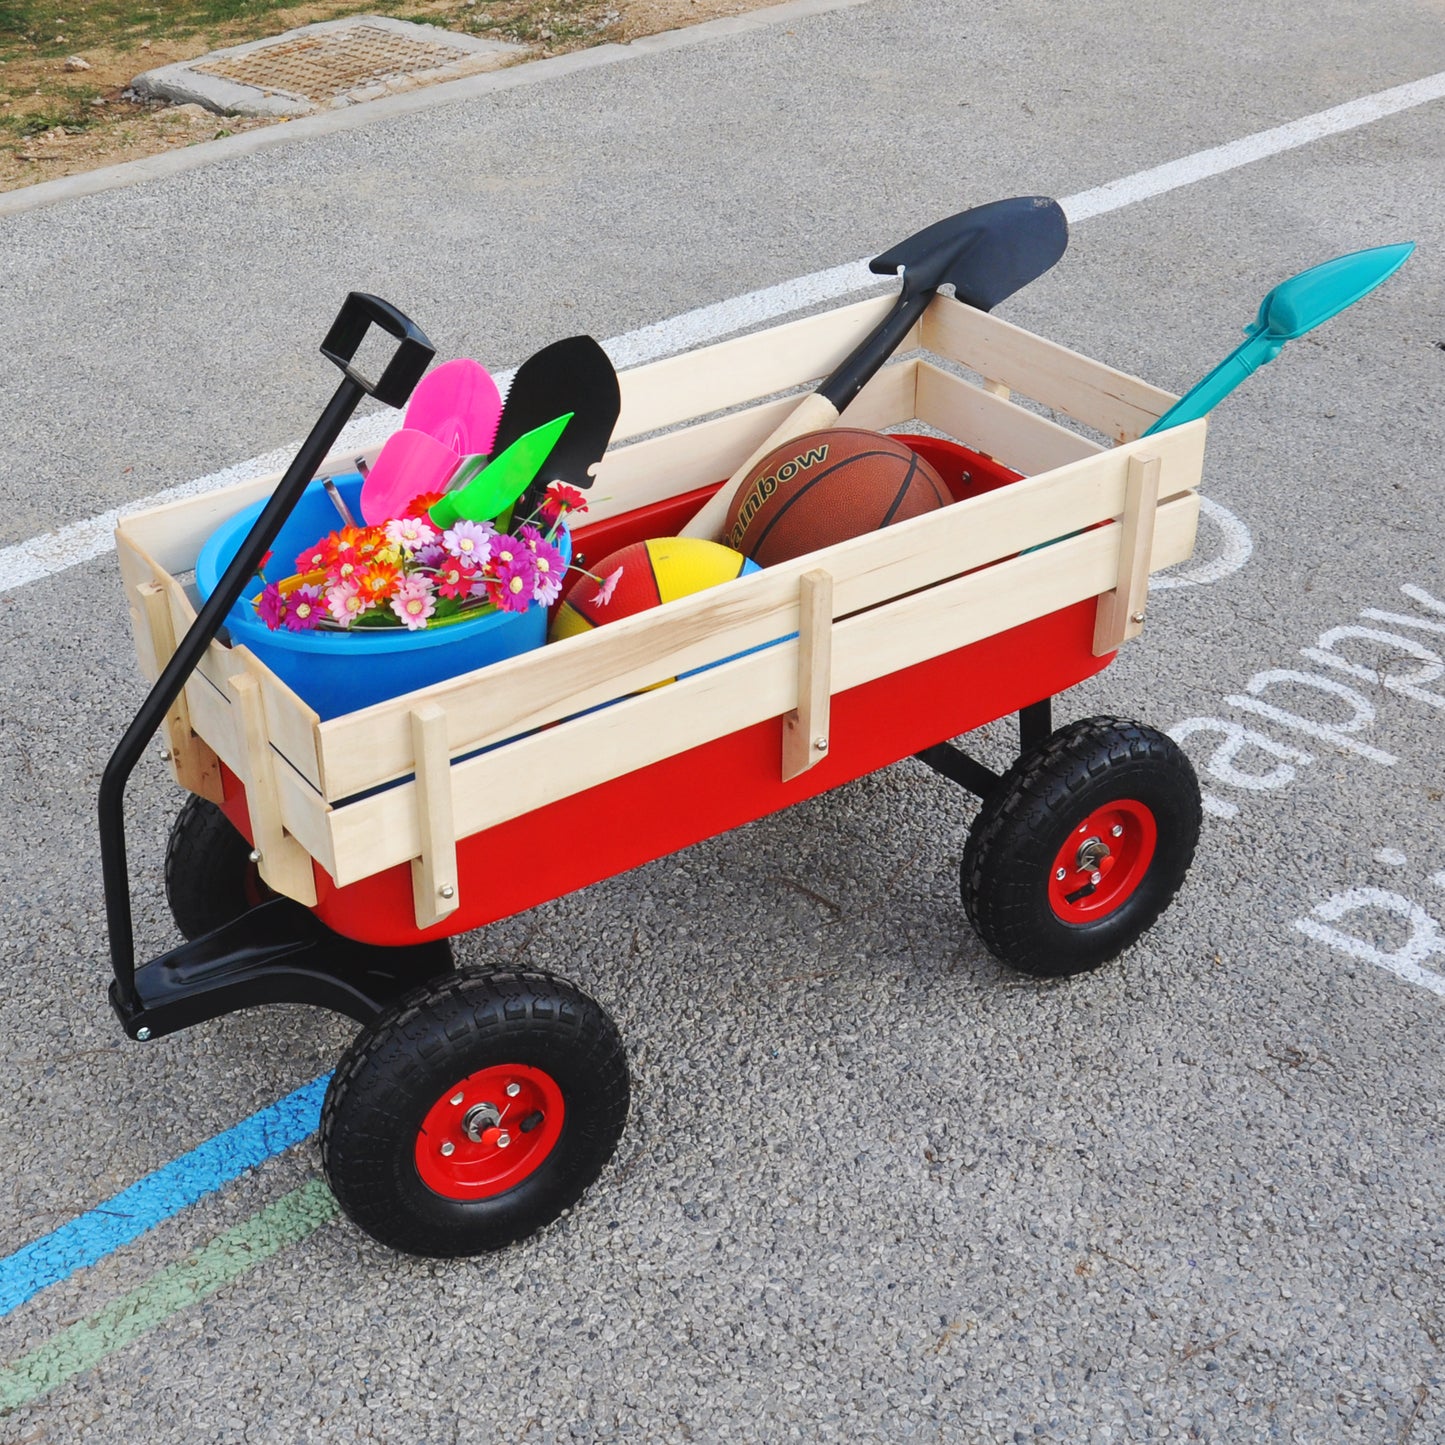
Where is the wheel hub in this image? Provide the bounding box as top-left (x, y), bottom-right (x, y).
top-left (414, 1062), bottom-right (565, 1200)
top-left (1047, 800), bottom-right (1158, 922)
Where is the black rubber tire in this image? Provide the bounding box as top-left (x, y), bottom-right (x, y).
top-left (960, 716), bottom-right (1201, 978)
top-left (164, 794), bottom-right (272, 941)
top-left (321, 969), bottom-right (630, 1257)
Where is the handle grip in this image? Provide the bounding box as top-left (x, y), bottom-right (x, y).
top-left (320, 292), bottom-right (435, 409)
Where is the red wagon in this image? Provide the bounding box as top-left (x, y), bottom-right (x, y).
top-left (108, 285), bottom-right (1206, 1256)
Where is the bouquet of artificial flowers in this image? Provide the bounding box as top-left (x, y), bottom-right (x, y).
top-left (254, 482), bottom-right (589, 633)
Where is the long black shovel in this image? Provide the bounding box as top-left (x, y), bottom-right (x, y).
top-left (682, 196), bottom-right (1068, 540)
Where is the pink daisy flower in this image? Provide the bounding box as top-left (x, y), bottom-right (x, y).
top-left (527, 535), bottom-right (567, 606)
top-left (442, 520), bottom-right (495, 565)
top-left (283, 584), bottom-right (324, 632)
top-left (391, 575), bottom-right (437, 631)
top-left (491, 551), bottom-right (538, 614)
top-left (385, 516), bottom-right (439, 554)
top-left (326, 580), bottom-right (367, 628)
top-left (257, 581), bottom-right (287, 631)
top-left (594, 566), bottom-right (623, 607)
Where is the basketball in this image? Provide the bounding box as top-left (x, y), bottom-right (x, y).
top-left (551, 537), bottom-right (758, 642)
top-left (724, 428), bottom-right (951, 567)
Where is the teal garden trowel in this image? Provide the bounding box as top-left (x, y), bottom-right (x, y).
top-left (1145, 242), bottom-right (1414, 435)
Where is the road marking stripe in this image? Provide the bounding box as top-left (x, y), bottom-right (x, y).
top-left (0, 1180), bottom-right (338, 1412)
top-left (0, 1076), bottom-right (327, 1320)
top-left (2, 67), bottom-right (1442, 599)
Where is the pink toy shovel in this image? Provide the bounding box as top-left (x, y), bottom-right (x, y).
top-left (401, 357), bottom-right (502, 455)
top-left (359, 358), bottom-right (504, 524)
top-left (358, 428), bottom-right (462, 525)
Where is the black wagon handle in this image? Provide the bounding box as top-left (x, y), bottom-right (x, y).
top-left (320, 292), bottom-right (435, 408)
top-left (100, 294), bottom-right (435, 1011)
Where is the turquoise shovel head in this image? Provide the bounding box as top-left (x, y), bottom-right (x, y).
top-left (1145, 241), bottom-right (1415, 435)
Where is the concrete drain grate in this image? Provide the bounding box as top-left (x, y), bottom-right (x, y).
top-left (131, 16), bottom-right (523, 117)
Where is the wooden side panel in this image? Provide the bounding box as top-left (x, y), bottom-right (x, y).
top-left (612, 294), bottom-right (912, 441)
top-left (584, 358), bottom-right (919, 526)
top-left (324, 493), bottom-right (1199, 885)
top-left (921, 296), bottom-right (1177, 442)
top-left (317, 425), bottom-right (1205, 803)
top-left (914, 363), bottom-right (1103, 474)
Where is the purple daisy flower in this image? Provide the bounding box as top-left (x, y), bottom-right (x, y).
top-left (257, 581), bottom-right (287, 631)
top-left (492, 550), bottom-right (538, 614)
top-left (282, 584), bottom-right (324, 633)
top-left (528, 535), bottom-right (567, 606)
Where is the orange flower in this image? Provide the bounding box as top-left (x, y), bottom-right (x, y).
top-left (355, 560), bottom-right (402, 604)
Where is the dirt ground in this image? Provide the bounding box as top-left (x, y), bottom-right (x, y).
top-left (0, 0), bottom-right (777, 192)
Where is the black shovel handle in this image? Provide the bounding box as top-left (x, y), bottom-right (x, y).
top-left (101, 294), bottom-right (434, 1009)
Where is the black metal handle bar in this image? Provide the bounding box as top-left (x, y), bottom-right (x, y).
top-left (100, 294), bottom-right (434, 1009)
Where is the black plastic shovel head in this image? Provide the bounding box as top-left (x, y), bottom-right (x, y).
top-left (491, 334), bottom-right (622, 490)
top-left (870, 196), bottom-right (1068, 312)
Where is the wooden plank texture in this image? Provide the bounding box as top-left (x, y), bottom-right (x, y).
top-left (781, 569), bottom-right (834, 781)
top-left (922, 295), bottom-right (1177, 441)
top-left (324, 493), bottom-right (1200, 886)
top-left (317, 424), bottom-right (1205, 803)
top-left (612, 294), bottom-right (911, 442)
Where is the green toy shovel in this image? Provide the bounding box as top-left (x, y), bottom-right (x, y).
top-left (428, 412), bottom-right (572, 531)
top-left (1145, 242), bottom-right (1414, 435)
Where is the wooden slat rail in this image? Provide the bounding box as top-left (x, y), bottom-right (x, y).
top-left (585, 358), bottom-right (920, 526)
top-left (316, 423), bottom-right (1206, 804)
top-left (612, 293), bottom-right (914, 443)
top-left (921, 295), bottom-right (1178, 442)
top-left (914, 363), bottom-right (1102, 476)
top-left (325, 492), bottom-right (1200, 885)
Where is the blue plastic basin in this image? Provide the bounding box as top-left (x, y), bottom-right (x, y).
top-left (196, 474), bottom-right (569, 720)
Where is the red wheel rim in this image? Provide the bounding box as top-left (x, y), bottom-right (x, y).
top-left (414, 1063), bottom-right (565, 1200)
top-left (1047, 799), bottom-right (1157, 922)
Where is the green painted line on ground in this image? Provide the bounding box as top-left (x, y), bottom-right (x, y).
top-left (0, 1179), bottom-right (338, 1414)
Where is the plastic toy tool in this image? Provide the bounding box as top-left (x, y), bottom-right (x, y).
top-left (1145, 242), bottom-right (1414, 435)
top-left (428, 413), bottom-right (573, 530)
top-left (359, 357), bottom-right (503, 524)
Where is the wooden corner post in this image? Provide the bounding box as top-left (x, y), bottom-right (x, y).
top-left (782, 569), bottom-right (834, 781)
top-left (1093, 452), bottom-right (1161, 656)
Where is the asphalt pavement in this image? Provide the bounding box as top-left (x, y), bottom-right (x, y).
top-left (1, 0), bottom-right (1444, 1439)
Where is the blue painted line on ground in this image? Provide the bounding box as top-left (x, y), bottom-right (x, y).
top-left (0, 1074), bottom-right (329, 1319)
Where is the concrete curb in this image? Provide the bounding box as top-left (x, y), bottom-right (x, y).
top-left (0, 0), bottom-right (877, 220)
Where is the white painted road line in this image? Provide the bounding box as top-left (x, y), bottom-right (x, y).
top-left (2, 68), bottom-right (1442, 599)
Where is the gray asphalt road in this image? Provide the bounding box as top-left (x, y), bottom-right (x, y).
top-left (2, 0), bottom-right (1444, 1439)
